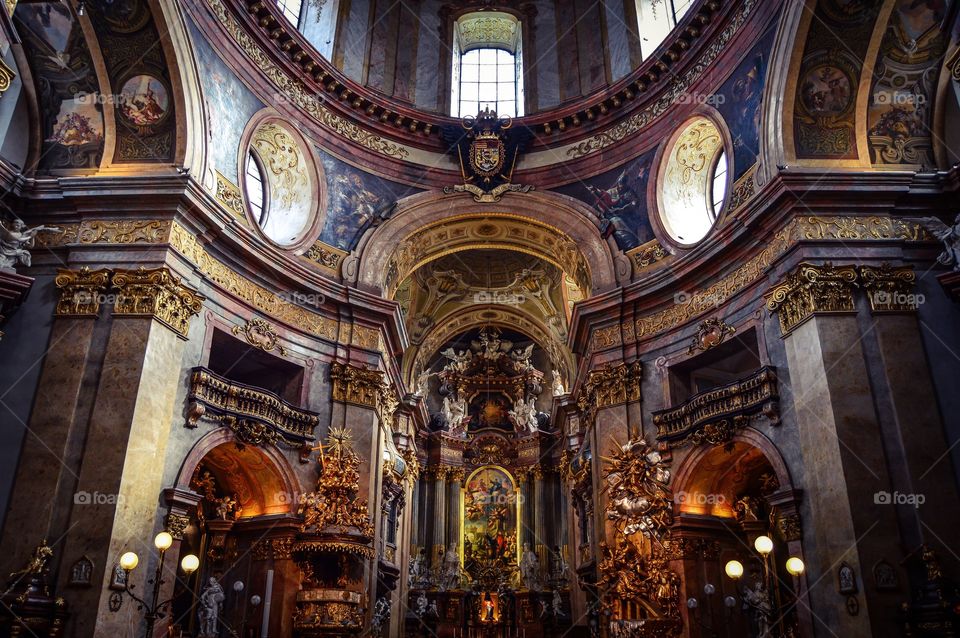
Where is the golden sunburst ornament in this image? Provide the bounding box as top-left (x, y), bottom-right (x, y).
top-left (326, 425), bottom-right (353, 455)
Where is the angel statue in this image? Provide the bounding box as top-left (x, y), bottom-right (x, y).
top-left (0, 219), bottom-right (62, 271)
top-left (551, 370), bottom-right (566, 397)
top-left (442, 395), bottom-right (469, 434)
top-left (912, 213), bottom-right (960, 271)
top-left (440, 347), bottom-right (471, 372)
top-left (510, 343), bottom-right (535, 370)
top-left (508, 396), bottom-right (538, 434)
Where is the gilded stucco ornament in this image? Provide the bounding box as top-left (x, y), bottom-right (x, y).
top-left (688, 318), bottom-right (736, 353)
top-left (111, 267), bottom-right (205, 338)
top-left (165, 513), bottom-right (191, 540)
top-left (765, 262), bottom-right (858, 335)
top-left (597, 438), bottom-right (682, 636)
top-left (859, 263), bottom-right (918, 312)
top-left (232, 317), bottom-right (287, 355)
top-left (575, 361), bottom-right (642, 427)
top-left (54, 267), bottom-right (111, 317)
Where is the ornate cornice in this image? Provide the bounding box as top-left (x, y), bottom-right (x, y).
top-left (653, 366), bottom-right (779, 447)
top-left (54, 267), bottom-right (111, 317)
top-left (590, 215), bottom-right (929, 350)
top-left (765, 263), bottom-right (859, 335)
top-left (111, 267), bottom-right (205, 338)
top-left (37, 220), bottom-right (173, 248)
top-left (575, 361), bottom-right (642, 426)
top-left (859, 263), bottom-right (918, 313)
top-left (188, 366), bottom-right (319, 444)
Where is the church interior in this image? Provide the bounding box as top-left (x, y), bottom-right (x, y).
top-left (1, 0), bottom-right (960, 636)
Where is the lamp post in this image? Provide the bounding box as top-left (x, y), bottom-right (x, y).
top-left (119, 531), bottom-right (200, 638)
top-left (723, 537), bottom-right (804, 638)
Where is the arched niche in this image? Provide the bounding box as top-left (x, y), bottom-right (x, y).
top-left (350, 190), bottom-right (621, 297)
top-left (670, 428), bottom-right (793, 519)
top-left (402, 304), bottom-right (573, 389)
top-left (175, 427), bottom-right (301, 517)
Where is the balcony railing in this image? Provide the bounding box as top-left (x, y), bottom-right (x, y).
top-left (188, 367), bottom-right (319, 444)
top-left (653, 366), bottom-right (779, 447)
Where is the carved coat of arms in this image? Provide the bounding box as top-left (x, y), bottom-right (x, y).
top-left (442, 108), bottom-right (533, 202)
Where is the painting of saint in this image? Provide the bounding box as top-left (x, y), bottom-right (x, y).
top-left (554, 150), bottom-right (656, 253)
top-left (463, 467), bottom-right (518, 565)
top-left (713, 23), bottom-right (777, 180)
top-left (318, 152), bottom-right (416, 250)
top-left (118, 75), bottom-right (168, 126)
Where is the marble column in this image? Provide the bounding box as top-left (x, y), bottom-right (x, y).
top-left (519, 471), bottom-right (534, 548)
top-left (533, 467), bottom-right (548, 578)
top-left (446, 467), bottom-right (464, 548)
top-left (0, 268), bottom-right (110, 580)
top-left (767, 263), bottom-right (901, 637)
top-left (55, 267), bottom-right (204, 637)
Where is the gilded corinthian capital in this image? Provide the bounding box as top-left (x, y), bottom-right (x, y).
top-left (54, 267), bottom-right (111, 317)
top-left (111, 267), bottom-right (205, 338)
top-left (765, 262), bottom-right (858, 335)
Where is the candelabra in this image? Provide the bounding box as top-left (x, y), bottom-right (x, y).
top-left (118, 531), bottom-right (200, 638)
top-left (723, 535), bottom-right (804, 638)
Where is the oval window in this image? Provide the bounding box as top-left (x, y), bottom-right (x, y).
top-left (658, 117), bottom-right (728, 245)
top-left (243, 121), bottom-right (318, 247)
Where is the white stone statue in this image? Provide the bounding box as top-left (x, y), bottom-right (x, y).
top-left (913, 213), bottom-right (960, 271)
top-left (415, 591), bottom-right (428, 617)
top-left (551, 590), bottom-right (565, 617)
top-left (371, 596), bottom-right (390, 636)
top-left (414, 371), bottom-right (432, 397)
top-left (442, 396), bottom-right (468, 434)
top-left (0, 219), bottom-right (61, 271)
top-left (520, 542), bottom-right (540, 591)
top-left (198, 577), bottom-right (225, 638)
top-left (549, 546), bottom-right (570, 586)
top-left (742, 580), bottom-right (772, 638)
top-left (440, 543), bottom-right (461, 591)
top-left (440, 347), bottom-right (471, 372)
top-left (551, 370), bottom-right (566, 396)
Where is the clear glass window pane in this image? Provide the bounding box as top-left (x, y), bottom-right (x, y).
top-left (478, 48), bottom-right (497, 65)
top-left (461, 83), bottom-right (479, 102)
top-left (462, 64), bottom-right (479, 82)
top-left (478, 64), bottom-right (496, 83)
top-left (478, 83), bottom-right (498, 102)
top-left (461, 101), bottom-right (478, 116)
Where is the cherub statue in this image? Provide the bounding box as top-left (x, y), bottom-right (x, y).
top-left (912, 213), bottom-right (960, 271)
top-left (414, 370), bottom-right (432, 397)
top-left (215, 494), bottom-right (237, 520)
top-left (0, 219), bottom-right (62, 271)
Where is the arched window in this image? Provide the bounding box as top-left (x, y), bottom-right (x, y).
top-left (451, 12), bottom-right (524, 118)
top-left (275, 0), bottom-right (302, 27)
top-left (635, 0), bottom-right (694, 59)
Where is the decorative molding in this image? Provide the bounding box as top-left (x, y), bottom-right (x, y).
top-left (54, 267), bottom-right (111, 317)
top-left (859, 263), bottom-right (917, 313)
top-left (688, 317), bottom-right (736, 354)
top-left (303, 241), bottom-right (346, 274)
top-left (111, 267), bottom-right (206, 338)
top-left (0, 57), bottom-right (15, 96)
top-left (776, 512), bottom-right (802, 542)
top-left (727, 165), bottom-right (757, 212)
top-left (653, 366), bottom-right (779, 447)
top-left (188, 366), bottom-right (319, 444)
top-left (565, 0), bottom-right (758, 159)
top-left (215, 171), bottom-right (247, 221)
top-left (37, 220), bottom-right (173, 248)
top-left (662, 537), bottom-right (722, 561)
top-left (575, 361), bottom-right (642, 426)
top-left (329, 362), bottom-right (398, 427)
top-left (252, 536), bottom-right (295, 561)
top-left (232, 317), bottom-right (287, 355)
top-left (169, 221), bottom-right (339, 340)
top-left (165, 513), bottom-right (191, 540)
top-left (628, 239), bottom-right (669, 270)
top-left (591, 215), bottom-right (930, 349)
top-left (765, 262), bottom-right (859, 335)
top-left (206, 0), bottom-right (410, 160)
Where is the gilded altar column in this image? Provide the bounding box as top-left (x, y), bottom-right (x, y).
top-left (766, 262), bottom-right (903, 638)
top-left (447, 467), bottom-right (464, 548)
top-left (431, 468), bottom-right (448, 566)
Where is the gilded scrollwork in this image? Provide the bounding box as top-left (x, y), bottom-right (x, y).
top-left (859, 263), bottom-right (918, 313)
top-left (575, 361), bottom-right (642, 427)
top-left (215, 172), bottom-right (247, 221)
top-left (111, 267), bottom-right (205, 337)
top-left (765, 262), bottom-right (859, 335)
top-left (232, 317), bottom-right (287, 355)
